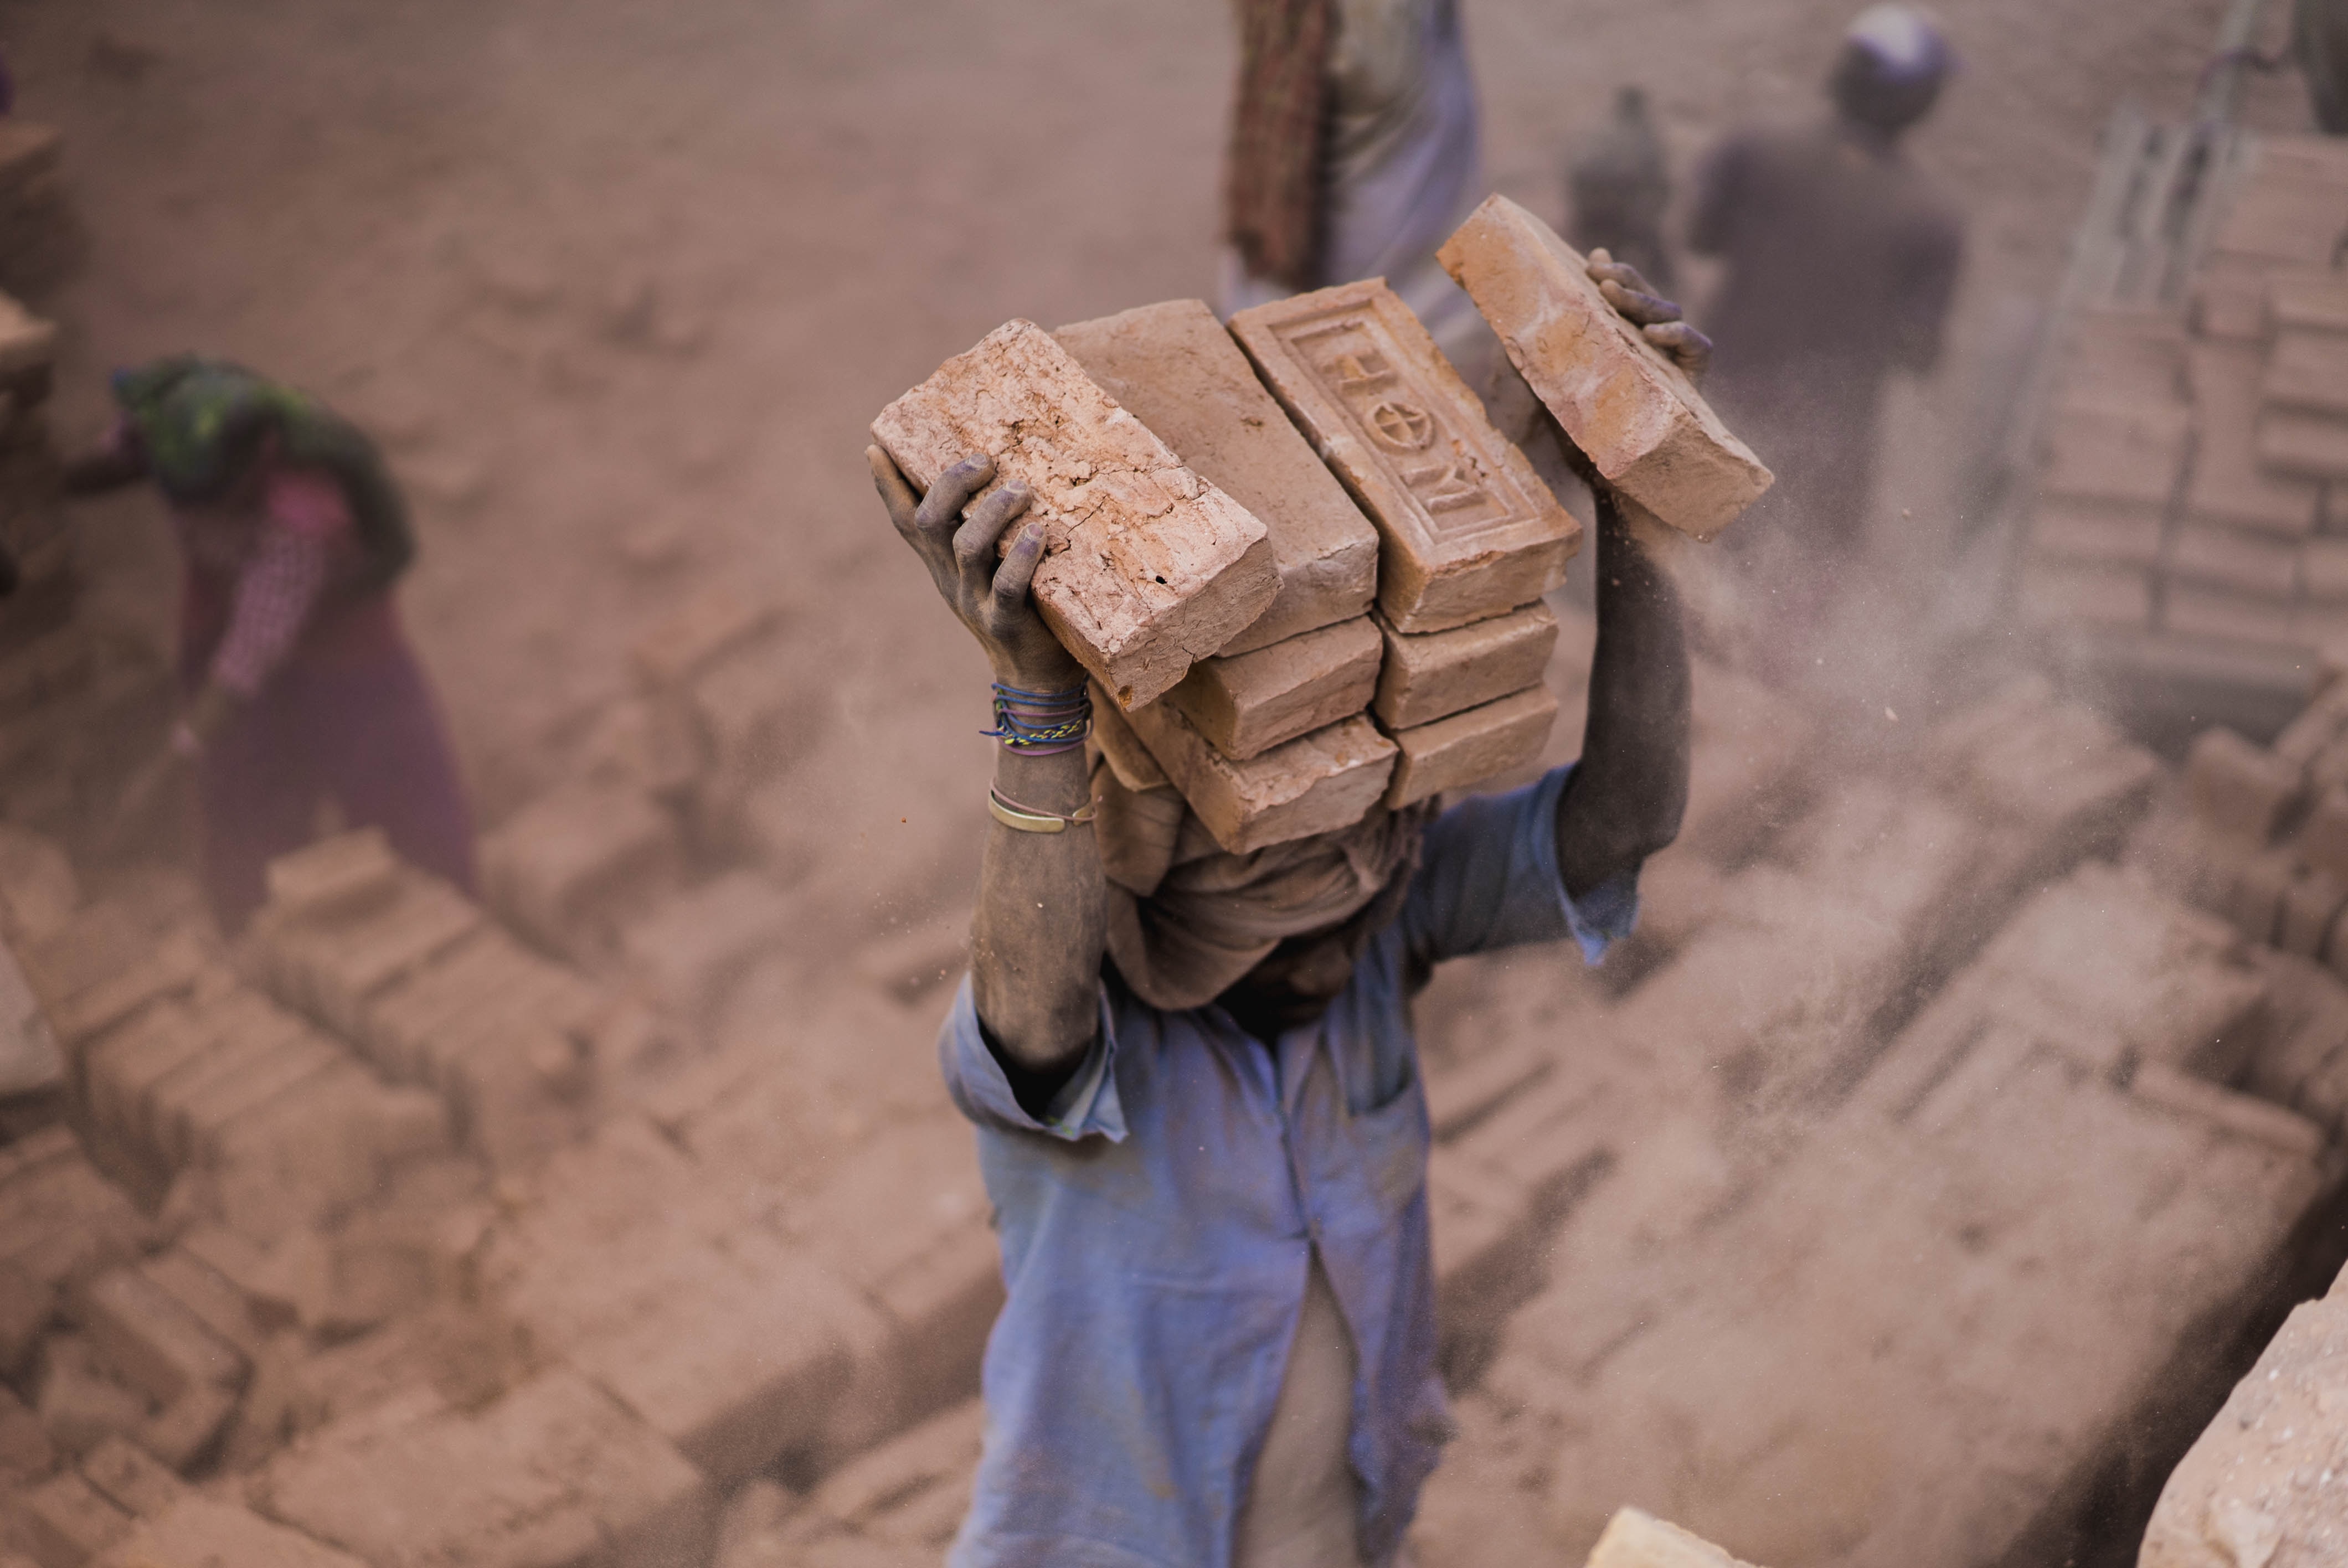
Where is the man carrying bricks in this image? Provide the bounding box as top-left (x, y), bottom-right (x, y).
top-left (867, 259), bottom-right (1705, 1567)
top-left (1687, 4), bottom-right (1961, 653)
top-left (62, 357), bottom-right (475, 931)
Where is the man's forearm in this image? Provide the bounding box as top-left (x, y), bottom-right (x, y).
top-left (970, 744), bottom-right (1106, 1077)
top-left (1555, 494), bottom-right (1691, 898)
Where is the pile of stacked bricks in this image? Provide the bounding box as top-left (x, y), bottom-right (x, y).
top-left (2019, 134), bottom-right (2348, 659)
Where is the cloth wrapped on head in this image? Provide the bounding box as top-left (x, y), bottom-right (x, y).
top-left (109, 355), bottom-right (416, 590)
top-left (1092, 756), bottom-right (1435, 1012)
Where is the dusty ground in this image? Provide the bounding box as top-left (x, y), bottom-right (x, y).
top-left (6, 0), bottom-right (2317, 942)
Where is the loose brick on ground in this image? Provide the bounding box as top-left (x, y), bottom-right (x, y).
top-left (74, 1437), bottom-right (182, 1520)
top-left (261, 830), bottom-right (398, 927)
top-left (92, 1496), bottom-right (369, 1568)
top-left (70, 1267), bottom-right (246, 1407)
top-left (12, 1472), bottom-right (130, 1568)
top-left (873, 318), bottom-right (1278, 709)
top-left (255, 874), bottom-right (483, 1041)
top-left (1231, 278), bottom-right (1579, 632)
top-left (1438, 195), bottom-right (1770, 540)
top-left (621, 871), bottom-right (792, 1023)
top-left (258, 1370), bottom-right (717, 1568)
top-left (1163, 615), bottom-right (1381, 761)
top-left (1381, 685), bottom-right (1558, 808)
top-left (2185, 726), bottom-right (2304, 843)
top-left (480, 780), bottom-right (682, 966)
top-left (1121, 694), bottom-right (1396, 853)
top-left (1054, 299), bottom-right (1379, 655)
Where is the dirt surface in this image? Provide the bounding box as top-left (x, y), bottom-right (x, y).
top-left (3, 0), bottom-right (2317, 957)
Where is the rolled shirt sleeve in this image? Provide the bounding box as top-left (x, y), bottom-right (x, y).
top-left (1396, 765), bottom-right (1640, 968)
top-left (938, 976), bottom-right (1127, 1144)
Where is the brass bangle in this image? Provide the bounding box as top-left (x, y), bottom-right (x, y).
top-left (988, 786), bottom-right (1098, 835)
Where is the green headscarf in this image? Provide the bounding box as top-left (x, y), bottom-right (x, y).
top-left (110, 355), bottom-right (415, 589)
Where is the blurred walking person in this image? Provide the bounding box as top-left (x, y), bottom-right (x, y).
top-left (1222, 0), bottom-right (1491, 377)
top-left (65, 357), bottom-right (473, 931)
top-left (1566, 85), bottom-right (1675, 298)
top-left (1687, 5), bottom-right (1963, 655)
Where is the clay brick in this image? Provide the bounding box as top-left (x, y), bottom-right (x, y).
top-left (33, 1336), bottom-right (148, 1461)
top-left (208, 1067), bottom-right (448, 1242)
top-left (13, 1473), bottom-right (131, 1568)
top-left (1120, 693), bottom-right (1396, 854)
top-left (1382, 685), bottom-right (1559, 808)
top-left (92, 1497), bottom-right (368, 1568)
top-left (80, 1001), bottom-right (214, 1154)
top-left (1374, 601), bottom-right (1559, 729)
top-left (2063, 308), bottom-right (2189, 401)
top-left (1054, 299), bottom-right (1379, 654)
top-left (2028, 497), bottom-right (2166, 567)
top-left (2163, 582), bottom-right (2299, 647)
top-left (2186, 342), bottom-right (2323, 537)
top-left (480, 781), bottom-right (682, 964)
top-left (260, 878), bottom-right (482, 1040)
top-left (2226, 848), bottom-right (2294, 944)
top-left (261, 829), bottom-right (397, 925)
top-left (2214, 178), bottom-right (2348, 267)
top-left (1436, 196), bottom-right (1769, 539)
top-left (171, 1033), bottom-right (344, 1171)
top-left (622, 870), bottom-right (792, 1022)
top-left (70, 1267), bottom-right (247, 1407)
top-left (2270, 274), bottom-right (2348, 334)
top-left (2263, 328), bottom-right (2348, 419)
top-left (629, 582), bottom-right (781, 692)
top-left (135, 1252), bottom-right (263, 1361)
top-left (259, 1370), bottom-right (714, 1568)
top-left (46, 933), bottom-right (204, 1053)
top-left (2304, 786), bottom-right (2348, 880)
top-left (0, 942), bottom-right (58, 1101)
top-left (2306, 538), bottom-right (2348, 604)
top-left (356, 927), bottom-right (527, 1083)
top-left (2169, 524), bottom-right (2301, 600)
top-left (18, 907), bottom-right (145, 1017)
top-left (1088, 697), bottom-right (1168, 792)
top-left (2017, 562), bottom-right (2150, 631)
top-left (2193, 251), bottom-right (2276, 341)
top-left (137, 1004), bottom-right (315, 1170)
top-left (1230, 278), bottom-right (1579, 631)
top-left (2258, 406), bottom-right (2348, 480)
top-left (873, 319), bottom-right (1277, 709)
top-left (1584, 1506), bottom-right (1752, 1568)
top-left (2279, 866), bottom-right (2348, 958)
top-left (2185, 726), bottom-right (2303, 842)
top-left (0, 1157), bottom-right (152, 1292)
top-left (0, 1262), bottom-right (50, 1378)
top-left (75, 1437), bottom-right (182, 1519)
top-left (1163, 615), bottom-right (1380, 761)
top-left (2038, 401), bottom-right (2189, 508)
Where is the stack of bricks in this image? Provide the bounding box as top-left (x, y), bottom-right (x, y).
top-left (246, 828), bottom-right (616, 1173)
top-left (2020, 134), bottom-right (2348, 657)
top-left (482, 582), bottom-right (810, 1025)
top-left (879, 288), bottom-right (1579, 856)
top-left (2135, 676), bottom-right (2348, 969)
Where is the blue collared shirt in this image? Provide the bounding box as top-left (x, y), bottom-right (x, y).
top-left (941, 768), bottom-right (1635, 1568)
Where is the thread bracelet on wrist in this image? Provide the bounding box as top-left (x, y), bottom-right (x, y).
top-left (982, 679), bottom-right (1091, 755)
